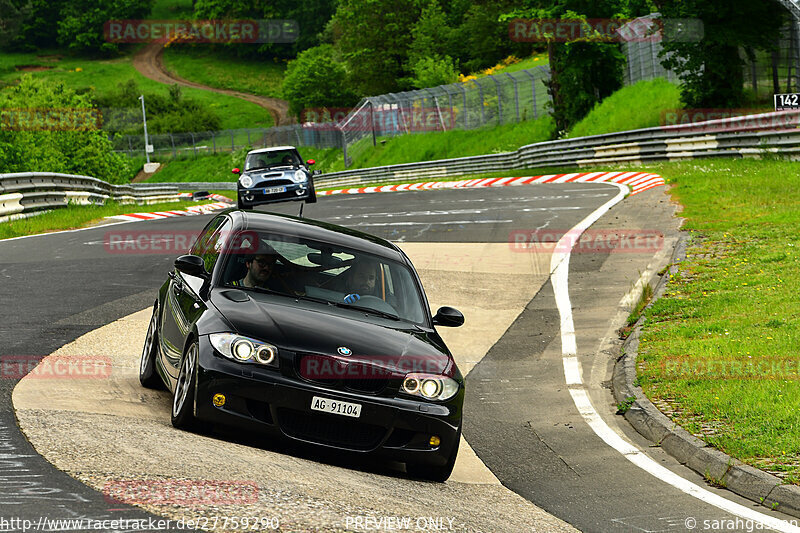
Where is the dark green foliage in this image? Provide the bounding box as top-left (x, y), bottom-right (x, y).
top-left (281, 45), bottom-right (359, 119)
top-left (0, 76), bottom-right (132, 183)
top-left (655, 0), bottom-right (786, 108)
top-left (4, 0), bottom-right (153, 55)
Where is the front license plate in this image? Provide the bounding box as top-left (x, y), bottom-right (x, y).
top-left (264, 186), bottom-right (286, 194)
top-left (310, 396), bottom-right (361, 418)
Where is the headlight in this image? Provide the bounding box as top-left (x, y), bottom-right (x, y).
top-left (209, 333), bottom-right (279, 368)
top-left (401, 373), bottom-right (459, 401)
top-left (292, 169), bottom-right (307, 183)
top-left (239, 175), bottom-right (253, 188)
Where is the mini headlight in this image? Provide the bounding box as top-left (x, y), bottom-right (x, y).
top-left (400, 373), bottom-right (459, 401)
top-left (239, 175), bottom-right (253, 188)
top-left (292, 169), bottom-right (307, 183)
top-left (209, 333), bottom-right (279, 368)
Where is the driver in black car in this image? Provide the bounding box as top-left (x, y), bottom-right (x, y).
top-left (343, 260), bottom-right (381, 302)
top-left (233, 253), bottom-right (279, 289)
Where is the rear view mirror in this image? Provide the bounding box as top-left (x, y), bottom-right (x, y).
top-left (174, 255), bottom-right (209, 279)
top-left (432, 306), bottom-right (464, 327)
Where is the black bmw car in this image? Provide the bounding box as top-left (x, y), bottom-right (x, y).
top-left (233, 146), bottom-right (319, 209)
top-left (140, 209), bottom-right (466, 481)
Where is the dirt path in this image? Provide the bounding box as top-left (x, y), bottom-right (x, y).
top-left (132, 43), bottom-right (294, 126)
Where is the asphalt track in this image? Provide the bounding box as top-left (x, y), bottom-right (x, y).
top-left (1, 184), bottom-right (798, 532)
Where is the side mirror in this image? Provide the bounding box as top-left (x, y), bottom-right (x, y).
top-left (306, 159), bottom-right (315, 166)
top-left (432, 306), bottom-right (464, 327)
top-left (232, 168), bottom-right (241, 175)
top-left (313, 169), bottom-right (322, 176)
top-left (174, 255), bottom-right (209, 279)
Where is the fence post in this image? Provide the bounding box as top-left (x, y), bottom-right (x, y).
top-left (458, 84), bottom-right (468, 128)
top-left (231, 131), bottom-right (235, 151)
top-left (507, 73), bottom-right (519, 122)
top-left (190, 132), bottom-right (197, 158)
top-left (170, 133), bottom-right (176, 159)
top-left (340, 127), bottom-right (349, 169)
top-left (522, 70), bottom-right (538, 119)
top-left (212, 132), bottom-right (216, 154)
top-left (489, 75), bottom-right (503, 125)
top-left (370, 101), bottom-right (376, 146)
top-left (247, 129), bottom-right (252, 147)
top-left (475, 80), bottom-right (486, 125)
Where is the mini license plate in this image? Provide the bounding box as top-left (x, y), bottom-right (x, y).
top-left (310, 396), bottom-right (361, 418)
top-left (264, 186), bottom-right (286, 194)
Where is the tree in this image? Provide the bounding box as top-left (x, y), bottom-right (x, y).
top-left (410, 56), bottom-right (459, 88)
top-left (0, 76), bottom-right (131, 183)
top-left (281, 45), bottom-right (359, 119)
top-left (654, 0), bottom-right (786, 108)
top-left (332, 0), bottom-right (420, 95)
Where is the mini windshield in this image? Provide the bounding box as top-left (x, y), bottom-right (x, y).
top-left (219, 231), bottom-right (428, 325)
top-left (245, 149), bottom-right (301, 171)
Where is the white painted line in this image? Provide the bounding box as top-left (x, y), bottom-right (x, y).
top-left (550, 184), bottom-right (800, 532)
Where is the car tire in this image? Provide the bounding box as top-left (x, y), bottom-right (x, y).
top-left (171, 341), bottom-right (198, 430)
top-left (139, 304), bottom-right (165, 390)
top-left (306, 179), bottom-right (317, 204)
top-left (405, 427), bottom-right (461, 482)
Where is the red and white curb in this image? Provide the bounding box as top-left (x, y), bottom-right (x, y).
top-left (319, 171), bottom-right (665, 197)
top-left (105, 202), bottom-right (231, 222)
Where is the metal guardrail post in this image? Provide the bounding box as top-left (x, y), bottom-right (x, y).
top-left (508, 73), bottom-right (520, 122)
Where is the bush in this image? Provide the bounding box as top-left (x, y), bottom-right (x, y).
top-left (282, 45), bottom-right (358, 119)
top-left (0, 76), bottom-right (131, 184)
top-left (411, 56), bottom-right (459, 89)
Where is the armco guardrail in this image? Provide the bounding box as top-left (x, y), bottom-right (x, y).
top-left (0, 172), bottom-right (181, 220)
top-left (131, 109), bottom-right (800, 192)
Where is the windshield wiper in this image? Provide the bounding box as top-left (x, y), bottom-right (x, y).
top-left (334, 302), bottom-right (400, 321)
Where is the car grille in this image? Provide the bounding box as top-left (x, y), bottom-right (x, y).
top-left (277, 408), bottom-right (386, 450)
top-left (295, 353), bottom-right (392, 394)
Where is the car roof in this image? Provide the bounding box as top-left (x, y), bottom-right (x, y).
top-left (221, 209), bottom-right (406, 262)
top-left (246, 146), bottom-right (297, 155)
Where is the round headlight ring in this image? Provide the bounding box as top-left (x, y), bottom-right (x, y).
top-left (255, 345), bottom-right (276, 365)
top-left (293, 169), bottom-right (307, 183)
top-left (239, 175), bottom-right (253, 188)
top-left (403, 377), bottom-right (421, 394)
top-left (421, 378), bottom-right (442, 399)
top-left (232, 339), bottom-right (254, 361)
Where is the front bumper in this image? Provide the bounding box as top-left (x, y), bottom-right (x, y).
top-left (238, 183), bottom-right (311, 206)
top-left (193, 337), bottom-right (463, 467)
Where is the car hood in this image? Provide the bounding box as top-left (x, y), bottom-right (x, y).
top-left (244, 167), bottom-right (303, 180)
top-left (210, 289), bottom-right (452, 374)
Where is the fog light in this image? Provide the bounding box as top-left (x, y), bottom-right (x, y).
top-left (429, 435), bottom-right (441, 447)
top-left (212, 394), bottom-right (226, 407)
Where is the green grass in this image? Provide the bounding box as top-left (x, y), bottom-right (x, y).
top-left (567, 78), bottom-right (682, 138)
top-left (162, 46), bottom-right (286, 98)
top-left (634, 158), bottom-right (800, 485)
top-left (0, 50), bottom-right (273, 130)
top-left (0, 198), bottom-right (216, 240)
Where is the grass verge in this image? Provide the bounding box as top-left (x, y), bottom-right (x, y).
top-left (567, 79), bottom-right (681, 138)
top-left (635, 158), bottom-right (800, 485)
top-left (0, 199), bottom-right (217, 240)
top-left (161, 46), bottom-right (286, 98)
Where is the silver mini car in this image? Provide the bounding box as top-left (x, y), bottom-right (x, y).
top-left (234, 146), bottom-right (319, 209)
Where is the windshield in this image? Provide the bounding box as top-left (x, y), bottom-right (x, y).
top-left (245, 149), bottom-right (301, 171)
top-left (219, 231), bottom-right (427, 325)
